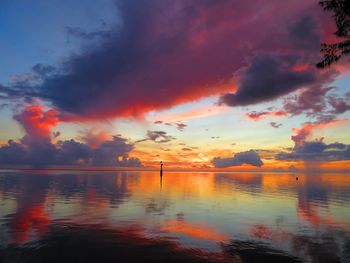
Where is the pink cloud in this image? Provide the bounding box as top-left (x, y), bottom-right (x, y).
top-left (14, 105), bottom-right (59, 142)
top-left (155, 105), bottom-right (228, 123)
top-left (79, 129), bottom-right (112, 149)
top-left (291, 118), bottom-right (348, 146)
top-left (245, 110), bottom-right (288, 121)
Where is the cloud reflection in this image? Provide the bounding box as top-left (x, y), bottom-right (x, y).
top-left (0, 171), bottom-right (349, 262)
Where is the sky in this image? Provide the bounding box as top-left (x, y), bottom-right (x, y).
top-left (0, 0), bottom-right (350, 171)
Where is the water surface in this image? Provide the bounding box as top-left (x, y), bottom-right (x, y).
top-left (0, 170), bottom-right (349, 262)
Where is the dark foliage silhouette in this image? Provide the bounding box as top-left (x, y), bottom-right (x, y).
top-left (317, 0), bottom-right (350, 68)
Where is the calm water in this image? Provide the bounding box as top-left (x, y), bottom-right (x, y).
top-left (0, 170), bottom-right (349, 262)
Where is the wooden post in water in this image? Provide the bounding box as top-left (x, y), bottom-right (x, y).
top-left (160, 161), bottom-right (163, 177)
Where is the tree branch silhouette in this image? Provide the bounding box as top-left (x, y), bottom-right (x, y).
top-left (317, 0), bottom-right (350, 68)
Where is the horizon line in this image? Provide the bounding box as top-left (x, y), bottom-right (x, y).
top-left (0, 167), bottom-right (349, 174)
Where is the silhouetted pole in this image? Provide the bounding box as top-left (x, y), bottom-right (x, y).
top-left (160, 161), bottom-right (163, 191)
top-left (160, 172), bottom-right (163, 191)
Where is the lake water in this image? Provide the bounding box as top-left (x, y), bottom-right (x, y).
top-left (0, 170), bottom-right (349, 262)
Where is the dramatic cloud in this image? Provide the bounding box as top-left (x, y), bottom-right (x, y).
top-left (276, 117), bottom-right (350, 162)
top-left (0, 136), bottom-right (142, 167)
top-left (291, 124), bottom-right (315, 147)
top-left (1, 1), bottom-right (347, 169)
top-left (212, 150), bottom-right (263, 168)
top-left (291, 118), bottom-right (346, 146)
top-left (219, 53), bottom-right (318, 107)
top-left (0, 106), bottom-right (142, 167)
top-left (0, 1), bottom-right (337, 121)
top-left (90, 136), bottom-right (141, 166)
top-left (54, 139), bottom-right (91, 165)
top-left (219, 13), bottom-right (344, 109)
top-left (14, 105), bottom-right (59, 143)
top-left (276, 140), bottom-right (350, 162)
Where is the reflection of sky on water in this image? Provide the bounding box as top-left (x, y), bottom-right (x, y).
top-left (0, 171), bottom-right (349, 262)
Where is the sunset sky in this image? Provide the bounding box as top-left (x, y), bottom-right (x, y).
top-left (0, 0), bottom-right (350, 171)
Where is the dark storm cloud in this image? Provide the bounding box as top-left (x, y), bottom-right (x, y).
top-left (212, 150), bottom-right (263, 168)
top-left (219, 15), bottom-right (329, 108)
top-left (0, 140), bottom-right (28, 165)
top-left (288, 16), bottom-right (321, 50)
top-left (91, 136), bottom-right (137, 166)
top-left (2, 0), bottom-right (244, 120)
top-left (219, 54), bottom-right (317, 107)
top-left (0, 1), bottom-right (337, 121)
top-left (55, 139), bottom-right (91, 165)
top-left (276, 140), bottom-right (350, 161)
